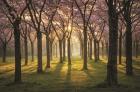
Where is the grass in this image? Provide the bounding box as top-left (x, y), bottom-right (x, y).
top-left (0, 56), bottom-right (140, 92)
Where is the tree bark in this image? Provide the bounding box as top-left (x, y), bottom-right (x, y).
top-left (14, 20), bottom-right (22, 83)
top-left (59, 40), bottom-right (63, 63)
top-left (24, 36), bottom-right (28, 65)
top-left (80, 41), bottom-right (83, 59)
top-left (106, 42), bottom-right (109, 58)
top-left (89, 39), bottom-right (93, 60)
top-left (119, 31), bottom-right (122, 64)
top-left (122, 39), bottom-right (125, 57)
top-left (63, 39), bottom-right (66, 61)
top-left (83, 26), bottom-right (88, 70)
top-left (101, 41), bottom-right (104, 58)
top-left (88, 41), bottom-right (90, 58)
top-left (135, 40), bottom-right (138, 58)
top-left (94, 39), bottom-right (97, 62)
top-left (126, 22), bottom-right (133, 75)
top-left (123, 0), bottom-right (133, 76)
top-left (2, 43), bottom-right (7, 63)
top-left (97, 41), bottom-right (100, 60)
top-left (55, 43), bottom-right (58, 58)
top-left (67, 38), bottom-right (71, 65)
top-left (133, 41), bottom-right (135, 57)
top-left (31, 42), bottom-right (34, 62)
top-left (50, 41), bottom-right (53, 60)
top-left (106, 5), bottom-right (118, 86)
top-left (37, 31), bottom-right (43, 73)
top-left (46, 36), bottom-right (50, 68)
top-left (21, 41), bottom-right (24, 58)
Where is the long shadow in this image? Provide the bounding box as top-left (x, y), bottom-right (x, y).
top-left (89, 59), bottom-right (106, 70)
top-left (53, 62), bottom-right (64, 75)
top-left (83, 70), bottom-right (94, 79)
top-left (0, 64), bottom-right (14, 68)
top-left (0, 63), bottom-right (13, 67)
top-left (74, 59), bottom-right (107, 89)
top-left (62, 65), bottom-right (75, 92)
top-left (117, 60), bottom-right (140, 75)
top-left (66, 65), bottom-right (71, 82)
top-left (39, 62), bottom-right (65, 91)
top-left (0, 68), bottom-right (14, 75)
top-left (63, 61), bottom-right (85, 92)
top-left (0, 62), bottom-right (37, 77)
top-left (85, 60), bottom-right (107, 79)
top-left (22, 66), bottom-right (36, 74)
top-left (0, 61), bottom-right (37, 75)
top-left (132, 60), bottom-right (140, 71)
top-left (46, 61), bottom-right (64, 79)
top-left (101, 59), bottom-right (140, 76)
top-left (0, 64), bottom-right (15, 75)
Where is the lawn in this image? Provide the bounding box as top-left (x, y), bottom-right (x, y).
top-left (0, 56), bottom-right (140, 92)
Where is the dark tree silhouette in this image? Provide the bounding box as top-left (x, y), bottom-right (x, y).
top-left (1, 0), bottom-right (27, 83)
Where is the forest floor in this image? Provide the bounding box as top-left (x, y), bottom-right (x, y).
top-left (0, 56), bottom-right (140, 92)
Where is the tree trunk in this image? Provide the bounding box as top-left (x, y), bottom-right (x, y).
top-left (24, 36), bottom-right (28, 65)
top-left (80, 41), bottom-right (83, 59)
top-left (50, 41), bottom-right (53, 60)
top-left (2, 43), bottom-right (7, 63)
top-left (56, 43), bottom-right (58, 58)
top-left (106, 6), bottom-right (118, 86)
top-left (135, 40), bottom-right (138, 58)
top-left (83, 26), bottom-right (88, 70)
top-left (67, 38), bottom-right (71, 65)
top-left (59, 40), bottom-right (63, 63)
top-left (106, 42), bottom-right (109, 58)
top-left (89, 39), bottom-right (93, 60)
top-left (31, 42), bottom-right (34, 62)
top-left (14, 20), bottom-right (22, 83)
top-left (46, 36), bottom-right (50, 68)
top-left (88, 41), bottom-right (90, 58)
top-left (63, 39), bottom-right (66, 61)
top-left (101, 41), bottom-right (104, 58)
top-left (37, 31), bottom-right (43, 73)
top-left (21, 41), bottom-right (24, 58)
top-left (119, 32), bottom-right (122, 64)
top-left (123, 1), bottom-right (133, 76)
top-left (133, 41), bottom-right (135, 57)
top-left (94, 39), bottom-right (97, 62)
top-left (97, 41), bottom-right (100, 60)
top-left (122, 39), bottom-right (126, 57)
top-left (126, 21), bottom-right (133, 76)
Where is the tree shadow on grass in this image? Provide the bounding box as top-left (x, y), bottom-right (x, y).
top-left (53, 62), bottom-right (64, 76)
top-left (65, 65), bottom-right (71, 83)
top-left (62, 65), bottom-right (77, 92)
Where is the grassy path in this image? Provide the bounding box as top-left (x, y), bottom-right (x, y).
top-left (0, 57), bottom-right (140, 92)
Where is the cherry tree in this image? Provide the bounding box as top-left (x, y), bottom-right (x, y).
top-left (0, 23), bottom-right (13, 63)
top-left (0, 0), bottom-right (27, 83)
top-left (74, 0), bottom-right (97, 70)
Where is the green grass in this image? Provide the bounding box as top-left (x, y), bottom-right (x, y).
top-left (0, 56), bottom-right (140, 92)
